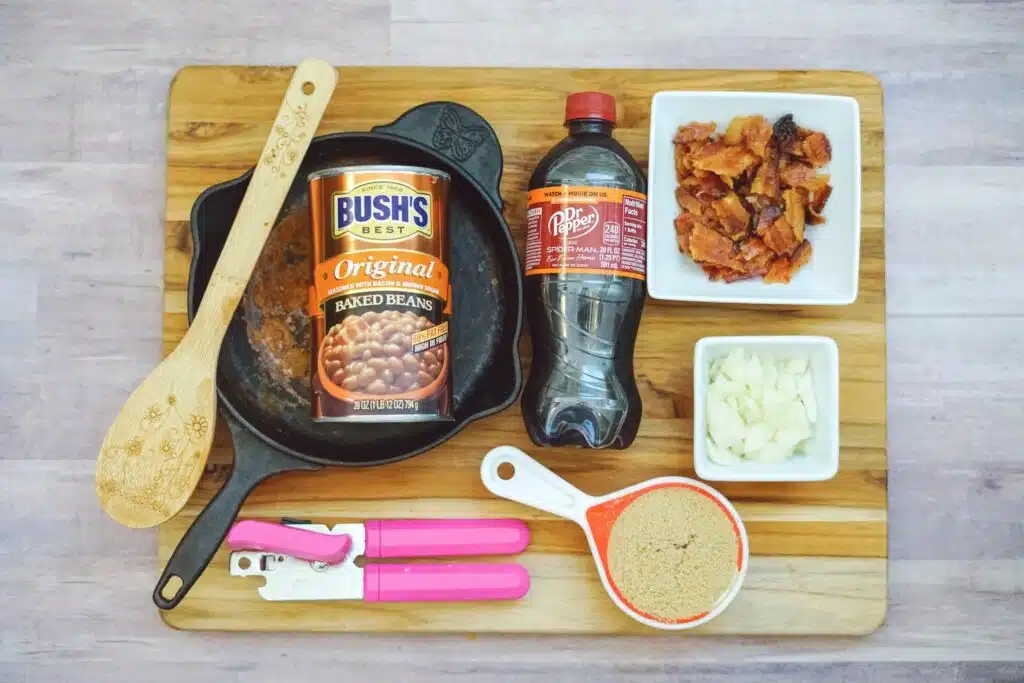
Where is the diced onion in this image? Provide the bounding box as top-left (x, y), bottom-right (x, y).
top-left (705, 348), bottom-right (817, 465)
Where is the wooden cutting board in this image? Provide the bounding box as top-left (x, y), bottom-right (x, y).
top-left (159, 66), bottom-right (886, 634)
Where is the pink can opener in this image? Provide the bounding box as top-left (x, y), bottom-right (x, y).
top-left (227, 519), bottom-right (531, 602)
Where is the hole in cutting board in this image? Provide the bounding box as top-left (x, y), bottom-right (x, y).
top-left (302, 81), bottom-right (315, 95)
top-left (497, 462), bottom-right (515, 480)
top-left (160, 575), bottom-right (183, 600)
top-left (237, 557), bottom-right (251, 570)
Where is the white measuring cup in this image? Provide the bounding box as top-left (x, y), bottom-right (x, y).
top-left (481, 445), bottom-right (749, 630)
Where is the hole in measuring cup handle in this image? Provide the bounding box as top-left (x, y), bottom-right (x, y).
top-left (497, 462), bottom-right (515, 480)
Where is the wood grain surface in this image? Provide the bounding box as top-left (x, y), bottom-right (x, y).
top-left (1, 0), bottom-right (1021, 680)
top-left (156, 66), bottom-right (888, 635)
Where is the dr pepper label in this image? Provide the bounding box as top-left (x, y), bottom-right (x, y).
top-left (524, 186), bottom-right (647, 280)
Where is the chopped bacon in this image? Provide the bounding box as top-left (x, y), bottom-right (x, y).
top-left (745, 193), bottom-right (778, 212)
top-left (712, 192), bottom-right (751, 239)
top-left (690, 141), bottom-right (761, 177)
top-left (783, 188), bottom-right (806, 243)
top-left (701, 204), bottom-right (719, 225)
top-left (760, 215), bottom-right (801, 256)
top-left (702, 264), bottom-right (727, 281)
top-left (679, 173), bottom-right (702, 193)
top-left (701, 263), bottom-right (757, 282)
top-left (689, 222), bottom-right (743, 271)
top-left (723, 116), bottom-right (750, 146)
top-left (693, 172), bottom-right (731, 202)
top-left (675, 187), bottom-right (705, 215)
top-left (734, 165), bottom-right (756, 197)
top-left (764, 256), bottom-right (793, 284)
top-left (675, 149), bottom-right (691, 176)
top-left (676, 230), bottom-right (692, 257)
top-left (673, 113), bottom-right (831, 284)
top-left (792, 239), bottom-right (813, 269)
top-left (750, 142), bottom-right (781, 199)
top-left (762, 239), bottom-right (815, 283)
top-left (674, 122), bottom-right (717, 144)
top-left (802, 132), bottom-right (832, 168)
top-left (773, 114), bottom-right (802, 156)
top-left (724, 115), bottom-right (773, 158)
top-left (744, 118), bottom-right (774, 158)
top-left (674, 212), bottom-right (698, 256)
top-left (779, 159), bottom-right (818, 189)
top-left (722, 268), bottom-right (758, 283)
top-left (751, 198), bottom-right (783, 234)
top-left (807, 184), bottom-right (832, 224)
top-left (739, 236), bottom-right (773, 274)
top-left (803, 172), bottom-right (832, 195)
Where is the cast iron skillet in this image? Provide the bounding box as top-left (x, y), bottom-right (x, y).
top-left (154, 102), bottom-right (523, 610)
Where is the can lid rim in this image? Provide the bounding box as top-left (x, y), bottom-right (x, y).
top-left (306, 165), bottom-right (452, 182)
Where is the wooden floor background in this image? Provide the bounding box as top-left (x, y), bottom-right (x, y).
top-left (0, 1), bottom-right (1021, 681)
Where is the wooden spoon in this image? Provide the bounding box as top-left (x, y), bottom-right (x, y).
top-left (96, 58), bottom-right (338, 528)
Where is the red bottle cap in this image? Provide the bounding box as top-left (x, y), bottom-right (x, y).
top-left (565, 92), bottom-right (617, 125)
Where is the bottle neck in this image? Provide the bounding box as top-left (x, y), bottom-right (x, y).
top-left (567, 118), bottom-right (614, 136)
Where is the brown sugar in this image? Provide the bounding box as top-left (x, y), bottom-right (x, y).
top-left (607, 486), bottom-right (739, 622)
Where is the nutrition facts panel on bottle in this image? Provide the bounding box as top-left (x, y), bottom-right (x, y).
top-left (618, 194), bottom-right (647, 276)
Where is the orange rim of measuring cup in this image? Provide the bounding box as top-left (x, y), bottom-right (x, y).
top-left (585, 481), bottom-right (747, 625)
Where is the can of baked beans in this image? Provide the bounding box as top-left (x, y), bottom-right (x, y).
top-left (308, 165), bottom-right (452, 422)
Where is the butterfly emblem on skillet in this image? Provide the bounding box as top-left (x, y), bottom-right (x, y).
top-left (432, 105), bottom-right (488, 162)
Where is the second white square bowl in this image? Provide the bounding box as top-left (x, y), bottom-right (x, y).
top-left (646, 91), bottom-right (862, 305)
top-left (693, 335), bottom-right (840, 482)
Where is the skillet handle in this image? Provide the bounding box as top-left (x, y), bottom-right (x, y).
top-left (371, 102), bottom-right (504, 211)
top-left (152, 416), bottom-right (321, 610)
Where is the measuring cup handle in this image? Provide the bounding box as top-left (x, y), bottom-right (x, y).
top-left (480, 446), bottom-right (594, 523)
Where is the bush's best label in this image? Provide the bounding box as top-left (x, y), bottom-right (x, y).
top-left (525, 185), bottom-right (647, 279)
top-left (333, 180), bottom-right (433, 241)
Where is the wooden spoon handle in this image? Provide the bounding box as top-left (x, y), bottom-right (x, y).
top-left (192, 58), bottom-right (338, 333)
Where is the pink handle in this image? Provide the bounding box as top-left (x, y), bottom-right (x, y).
top-left (363, 563), bottom-right (530, 602)
top-left (225, 520), bottom-right (352, 564)
top-left (364, 519), bottom-right (530, 559)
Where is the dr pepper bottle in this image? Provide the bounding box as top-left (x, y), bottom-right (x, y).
top-left (521, 92), bottom-right (647, 449)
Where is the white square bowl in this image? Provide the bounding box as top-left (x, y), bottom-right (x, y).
top-left (646, 91), bottom-right (862, 305)
top-left (693, 336), bottom-right (840, 482)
